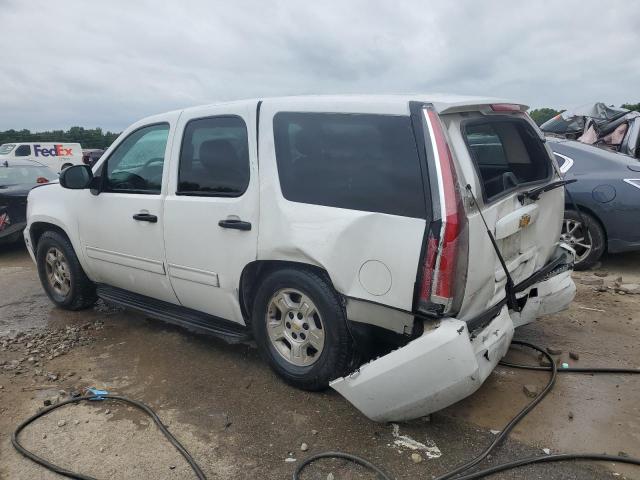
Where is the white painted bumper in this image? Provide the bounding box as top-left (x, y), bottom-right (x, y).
top-left (331, 270), bottom-right (576, 422)
top-left (331, 306), bottom-right (514, 422)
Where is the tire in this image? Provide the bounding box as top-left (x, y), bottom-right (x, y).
top-left (36, 231), bottom-right (97, 310)
top-left (251, 267), bottom-right (355, 391)
top-left (561, 210), bottom-right (605, 271)
top-left (61, 163), bottom-right (73, 170)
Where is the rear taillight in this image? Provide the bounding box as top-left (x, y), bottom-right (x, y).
top-left (418, 106), bottom-right (466, 315)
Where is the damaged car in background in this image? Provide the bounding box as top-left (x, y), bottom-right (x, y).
top-left (541, 102), bottom-right (639, 159)
top-left (24, 95), bottom-right (575, 422)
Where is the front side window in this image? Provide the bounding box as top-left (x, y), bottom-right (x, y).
top-left (463, 118), bottom-right (551, 201)
top-left (177, 116), bottom-right (250, 196)
top-left (105, 124), bottom-right (169, 194)
top-left (14, 145), bottom-right (31, 157)
top-left (273, 112), bottom-right (426, 218)
top-left (0, 144), bottom-right (16, 155)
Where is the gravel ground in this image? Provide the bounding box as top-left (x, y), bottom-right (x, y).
top-left (1, 243), bottom-right (638, 479)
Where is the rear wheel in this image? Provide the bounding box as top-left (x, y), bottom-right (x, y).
top-left (251, 268), bottom-right (355, 391)
top-left (561, 210), bottom-right (605, 270)
top-left (36, 231), bottom-right (97, 310)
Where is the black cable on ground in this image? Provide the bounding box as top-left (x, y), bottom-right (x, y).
top-left (293, 340), bottom-right (640, 480)
top-left (12, 394), bottom-right (207, 480)
top-left (11, 341), bottom-right (640, 480)
top-left (499, 360), bottom-right (640, 374)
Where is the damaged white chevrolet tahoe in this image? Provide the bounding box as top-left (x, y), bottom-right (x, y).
top-left (25, 95), bottom-right (576, 422)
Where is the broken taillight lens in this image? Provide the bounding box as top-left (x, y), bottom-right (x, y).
top-left (418, 106), bottom-right (467, 315)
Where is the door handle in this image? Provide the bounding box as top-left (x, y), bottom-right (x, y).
top-left (218, 219), bottom-right (252, 231)
top-left (132, 213), bottom-right (158, 223)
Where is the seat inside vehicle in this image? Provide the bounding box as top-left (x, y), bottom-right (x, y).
top-left (465, 119), bottom-right (550, 200)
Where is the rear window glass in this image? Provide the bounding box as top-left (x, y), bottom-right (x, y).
top-left (463, 118), bottom-right (551, 201)
top-left (273, 112), bottom-right (426, 218)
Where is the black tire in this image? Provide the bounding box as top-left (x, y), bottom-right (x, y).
top-left (61, 163), bottom-right (73, 170)
top-left (36, 231), bottom-right (97, 310)
top-left (251, 267), bottom-right (355, 391)
top-left (562, 210), bottom-right (605, 271)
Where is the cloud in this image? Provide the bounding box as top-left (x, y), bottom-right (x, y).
top-left (0, 0), bottom-right (638, 131)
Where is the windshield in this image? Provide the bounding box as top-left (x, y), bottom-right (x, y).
top-left (0, 164), bottom-right (56, 187)
top-left (0, 144), bottom-right (16, 155)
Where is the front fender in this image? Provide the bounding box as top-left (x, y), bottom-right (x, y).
top-left (26, 185), bottom-right (93, 278)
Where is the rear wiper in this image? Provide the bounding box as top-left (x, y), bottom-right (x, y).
top-left (517, 179), bottom-right (577, 202)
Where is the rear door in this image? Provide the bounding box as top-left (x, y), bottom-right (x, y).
top-left (163, 102), bottom-right (259, 324)
top-left (441, 109), bottom-right (563, 316)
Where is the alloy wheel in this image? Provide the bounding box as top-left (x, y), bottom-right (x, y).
top-left (265, 288), bottom-right (325, 367)
top-left (44, 247), bottom-right (71, 298)
top-left (560, 218), bottom-right (592, 264)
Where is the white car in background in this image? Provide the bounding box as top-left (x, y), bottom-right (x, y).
top-left (0, 142), bottom-right (83, 173)
top-left (24, 95), bottom-right (576, 421)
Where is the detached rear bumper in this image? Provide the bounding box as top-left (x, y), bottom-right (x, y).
top-left (331, 306), bottom-right (514, 422)
top-left (331, 252), bottom-right (576, 422)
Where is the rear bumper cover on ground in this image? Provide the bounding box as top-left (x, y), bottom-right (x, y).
top-left (331, 265), bottom-right (576, 422)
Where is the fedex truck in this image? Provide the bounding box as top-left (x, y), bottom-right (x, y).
top-left (0, 142), bottom-right (83, 173)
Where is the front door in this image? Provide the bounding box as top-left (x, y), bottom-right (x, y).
top-left (163, 103), bottom-right (259, 324)
top-left (77, 116), bottom-right (180, 303)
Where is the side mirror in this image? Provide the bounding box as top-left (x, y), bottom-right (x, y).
top-left (59, 164), bottom-right (93, 190)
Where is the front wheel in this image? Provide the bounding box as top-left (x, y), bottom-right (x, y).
top-left (251, 268), bottom-right (355, 391)
top-left (561, 210), bottom-right (605, 270)
top-left (36, 231), bottom-right (97, 310)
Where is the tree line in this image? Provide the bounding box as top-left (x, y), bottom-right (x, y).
top-left (529, 103), bottom-right (640, 126)
top-left (0, 127), bottom-right (120, 150)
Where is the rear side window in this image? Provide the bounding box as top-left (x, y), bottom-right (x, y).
top-left (178, 116), bottom-right (250, 196)
top-left (273, 112), bottom-right (425, 218)
top-left (463, 118), bottom-right (551, 201)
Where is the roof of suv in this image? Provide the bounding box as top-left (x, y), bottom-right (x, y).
top-left (177, 94), bottom-right (527, 117)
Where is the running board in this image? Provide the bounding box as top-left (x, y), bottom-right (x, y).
top-left (96, 285), bottom-right (251, 344)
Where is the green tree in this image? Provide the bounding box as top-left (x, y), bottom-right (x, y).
top-left (621, 103), bottom-right (640, 113)
top-left (528, 108), bottom-right (561, 126)
top-left (0, 127), bottom-right (120, 149)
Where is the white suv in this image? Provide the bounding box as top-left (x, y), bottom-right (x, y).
top-left (25, 95), bottom-right (576, 422)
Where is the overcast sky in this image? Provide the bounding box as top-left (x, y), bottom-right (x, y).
top-left (1, 0), bottom-right (638, 131)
